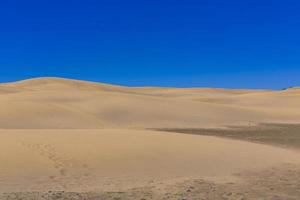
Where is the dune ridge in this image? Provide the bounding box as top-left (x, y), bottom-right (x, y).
top-left (1, 77), bottom-right (300, 129)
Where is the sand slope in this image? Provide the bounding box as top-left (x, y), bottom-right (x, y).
top-left (1, 129), bottom-right (300, 192)
top-left (1, 77), bottom-right (300, 129)
top-left (1, 78), bottom-right (300, 199)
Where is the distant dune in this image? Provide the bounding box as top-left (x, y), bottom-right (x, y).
top-left (0, 77), bottom-right (300, 129)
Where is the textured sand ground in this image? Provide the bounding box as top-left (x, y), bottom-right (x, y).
top-left (1, 129), bottom-right (300, 200)
top-left (1, 78), bottom-right (300, 199)
top-left (3, 163), bottom-right (300, 200)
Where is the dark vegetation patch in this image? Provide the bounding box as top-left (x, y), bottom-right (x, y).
top-left (156, 123), bottom-right (300, 150)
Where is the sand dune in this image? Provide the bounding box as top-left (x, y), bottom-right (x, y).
top-left (1, 77), bottom-right (300, 129)
top-left (1, 77), bottom-right (300, 199)
top-left (1, 129), bottom-right (300, 193)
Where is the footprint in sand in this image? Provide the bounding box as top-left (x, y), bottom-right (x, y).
top-left (59, 169), bottom-right (68, 176)
top-left (20, 141), bottom-right (96, 190)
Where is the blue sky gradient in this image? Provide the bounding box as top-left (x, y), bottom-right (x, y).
top-left (0, 0), bottom-right (299, 89)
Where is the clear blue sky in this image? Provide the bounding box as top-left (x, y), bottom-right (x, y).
top-left (0, 0), bottom-right (299, 89)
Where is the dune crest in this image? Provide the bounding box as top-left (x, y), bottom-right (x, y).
top-left (0, 77), bottom-right (300, 129)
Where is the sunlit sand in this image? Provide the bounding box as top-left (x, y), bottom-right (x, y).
top-left (1, 78), bottom-right (300, 199)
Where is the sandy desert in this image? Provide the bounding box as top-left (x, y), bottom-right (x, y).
top-left (1, 77), bottom-right (300, 199)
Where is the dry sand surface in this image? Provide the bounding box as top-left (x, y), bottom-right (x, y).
top-left (1, 77), bottom-right (300, 199)
top-left (1, 77), bottom-right (300, 129)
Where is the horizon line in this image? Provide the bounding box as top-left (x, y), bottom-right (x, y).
top-left (1, 76), bottom-right (295, 91)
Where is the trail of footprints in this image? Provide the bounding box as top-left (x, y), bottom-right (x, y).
top-left (20, 142), bottom-right (94, 190)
